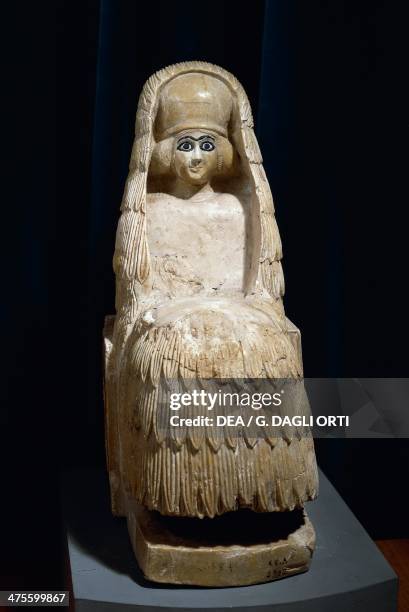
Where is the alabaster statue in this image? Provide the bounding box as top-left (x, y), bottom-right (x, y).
top-left (103, 61), bottom-right (318, 587)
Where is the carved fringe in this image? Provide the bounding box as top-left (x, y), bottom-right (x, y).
top-left (129, 325), bottom-right (301, 389)
top-left (121, 324), bottom-right (318, 517)
top-left (247, 163), bottom-right (285, 299)
top-left (131, 436), bottom-right (318, 518)
top-left (113, 209), bottom-right (150, 283)
top-left (242, 125), bottom-right (262, 164)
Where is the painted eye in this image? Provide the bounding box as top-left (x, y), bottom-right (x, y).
top-left (200, 141), bottom-right (215, 151)
top-left (177, 141), bottom-right (193, 152)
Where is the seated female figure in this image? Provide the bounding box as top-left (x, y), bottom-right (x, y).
top-left (109, 66), bottom-right (318, 520)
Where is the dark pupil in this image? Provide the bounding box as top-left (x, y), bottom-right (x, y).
top-left (177, 139), bottom-right (215, 152)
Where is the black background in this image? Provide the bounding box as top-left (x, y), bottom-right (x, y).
top-left (2, 0), bottom-right (408, 592)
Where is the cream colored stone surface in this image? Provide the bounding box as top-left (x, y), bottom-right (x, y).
top-left (103, 61), bottom-right (319, 585)
top-left (127, 504), bottom-right (315, 587)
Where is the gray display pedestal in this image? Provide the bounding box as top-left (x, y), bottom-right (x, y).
top-left (63, 469), bottom-right (397, 612)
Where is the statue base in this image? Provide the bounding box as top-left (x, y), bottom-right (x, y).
top-left (127, 504), bottom-right (315, 587)
top-left (64, 469), bottom-right (397, 612)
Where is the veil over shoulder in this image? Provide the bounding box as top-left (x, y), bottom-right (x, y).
top-left (107, 62), bottom-right (318, 519)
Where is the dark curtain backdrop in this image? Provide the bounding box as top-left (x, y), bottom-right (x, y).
top-left (5, 0), bottom-right (409, 591)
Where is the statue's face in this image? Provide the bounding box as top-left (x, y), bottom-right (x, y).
top-left (173, 130), bottom-right (218, 185)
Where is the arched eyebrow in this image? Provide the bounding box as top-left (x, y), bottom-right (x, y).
top-left (177, 134), bottom-right (215, 143)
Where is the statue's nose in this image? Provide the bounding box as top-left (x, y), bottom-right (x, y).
top-left (191, 143), bottom-right (204, 166)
